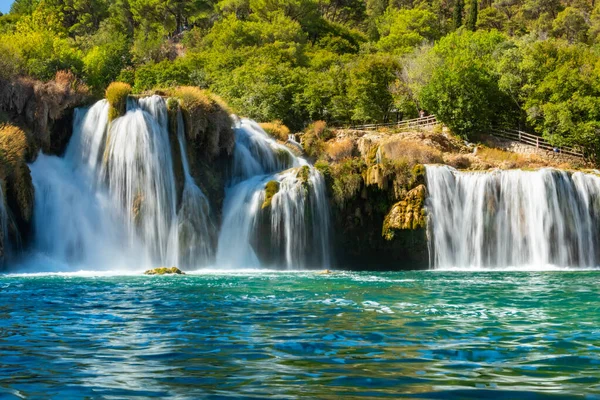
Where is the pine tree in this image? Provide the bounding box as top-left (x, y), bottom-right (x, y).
top-left (454, 0), bottom-right (464, 29)
top-left (466, 0), bottom-right (478, 31)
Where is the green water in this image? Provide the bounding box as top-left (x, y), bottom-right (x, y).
top-left (1, 270), bottom-right (599, 399)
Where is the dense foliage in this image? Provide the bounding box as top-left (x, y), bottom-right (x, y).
top-left (1, 0), bottom-right (600, 157)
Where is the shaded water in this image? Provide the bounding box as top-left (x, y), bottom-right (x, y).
top-left (1, 271), bottom-right (599, 398)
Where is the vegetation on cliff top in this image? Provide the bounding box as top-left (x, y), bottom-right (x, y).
top-left (1, 0), bottom-right (599, 159)
top-left (169, 86), bottom-right (234, 159)
top-left (105, 82), bottom-right (131, 121)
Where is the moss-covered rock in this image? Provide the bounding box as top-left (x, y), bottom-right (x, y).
top-left (262, 180), bottom-right (280, 209)
top-left (0, 124), bottom-right (34, 245)
top-left (169, 86), bottom-right (234, 160)
top-left (0, 73), bottom-right (90, 155)
top-left (364, 164), bottom-right (387, 189)
top-left (144, 266), bottom-right (185, 275)
top-left (105, 82), bottom-right (131, 122)
top-left (382, 184), bottom-right (427, 240)
top-left (411, 164), bottom-right (426, 187)
top-left (296, 165), bottom-right (310, 186)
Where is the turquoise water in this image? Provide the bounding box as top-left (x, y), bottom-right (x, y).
top-left (1, 270), bottom-right (599, 399)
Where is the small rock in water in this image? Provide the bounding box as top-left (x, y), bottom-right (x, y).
top-left (318, 269), bottom-right (333, 275)
top-left (144, 266), bottom-right (185, 275)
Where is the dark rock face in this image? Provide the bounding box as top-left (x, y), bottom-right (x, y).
top-left (0, 76), bottom-right (90, 156)
top-left (330, 183), bottom-right (429, 271)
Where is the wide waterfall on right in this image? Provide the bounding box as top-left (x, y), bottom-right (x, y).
top-left (425, 165), bottom-right (600, 269)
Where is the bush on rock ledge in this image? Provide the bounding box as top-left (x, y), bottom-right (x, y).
top-left (105, 82), bottom-right (132, 122)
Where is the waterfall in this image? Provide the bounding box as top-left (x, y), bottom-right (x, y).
top-left (28, 96), bottom-right (214, 270)
top-left (425, 165), bottom-right (600, 269)
top-left (25, 94), bottom-right (330, 271)
top-left (175, 108), bottom-right (214, 266)
top-left (216, 119), bottom-right (331, 269)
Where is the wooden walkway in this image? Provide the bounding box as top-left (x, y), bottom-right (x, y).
top-left (339, 115), bottom-right (440, 131)
top-left (338, 115), bottom-right (586, 160)
top-left (490, 128), bottom-right (585, 159)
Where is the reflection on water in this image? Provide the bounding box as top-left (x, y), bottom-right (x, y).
top-left (1, 271), bottom-right (599, 398)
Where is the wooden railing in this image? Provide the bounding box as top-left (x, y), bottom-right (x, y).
top-left (341, 115), bottom-right (440, 131)
top-left (490, 128), bottom-right (585, 159)
top-left (336, 116), bottom-right (585, 159)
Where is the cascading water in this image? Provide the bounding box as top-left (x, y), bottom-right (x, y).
top-left (425, 165), bottom-right (600, 269)
top-left (216, 119), bottom-right (331, 269)
top-left (175, 109), bottom-right (214, 266)
top-left (28, 96), bottom-right (214, 270)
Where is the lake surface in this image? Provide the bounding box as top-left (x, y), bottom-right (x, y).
top-left (1, 270), bottom-right (599, 399)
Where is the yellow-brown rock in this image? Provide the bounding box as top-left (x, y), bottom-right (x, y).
top-left (144, 266), bottom-right (185, 275)
top-left (382, 184), bottom-right (427, 240)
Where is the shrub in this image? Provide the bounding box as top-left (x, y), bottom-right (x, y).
top-left (133, 59), bottom-right (192, 92)
top-left (306, 120), bottom-right (332, 140)
top-left (0, 39), bottom-right (24, 79)
top-left (325, 138), bottom-right (355, 161)
top-left (380, 139), bottom-right (443, 165)
top-left (260, 120), bottom-right (290, 141)
top-left (105, 82), bottom-right (132, 121)
top-left (476, 147), bottom-right (532, 168)
top-left (83, 40), bottom-right (131, 93)
top-left (301, 132), bottom-right (324, 160)
top-left (0, 124), bottom-right (29, 168)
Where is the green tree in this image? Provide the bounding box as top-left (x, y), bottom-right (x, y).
top-left (515, 40), bottom-right (600, 159)
top-left (376, 9), bottom-right (440, 54)
top-left (10, 0), bottom-right (39, 15)
top-left (552, 7), bottom-right (589, 43)
top-left (347, 55), bottom-right (400, 123)
top-left (454, 0), bottom-right (464, 29)
top-left (419, 30), bottom-right (516, 137)
top-left (466, 0), bottom-right (478, 31)
top-left (476, 7), bottom-right (507, 31)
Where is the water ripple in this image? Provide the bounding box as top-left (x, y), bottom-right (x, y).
top-left (0, 271), bottom-right (599, 398)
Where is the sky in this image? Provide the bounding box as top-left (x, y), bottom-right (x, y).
top-left (0, 0), bottom-right (13, 14)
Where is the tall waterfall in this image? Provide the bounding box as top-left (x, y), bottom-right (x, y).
top-left (216, 119), bottom-right (331, 269)
top-left (29, 96), bottom-right (213, 270)
top-left (426, 165), bottom-right (600, 269)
